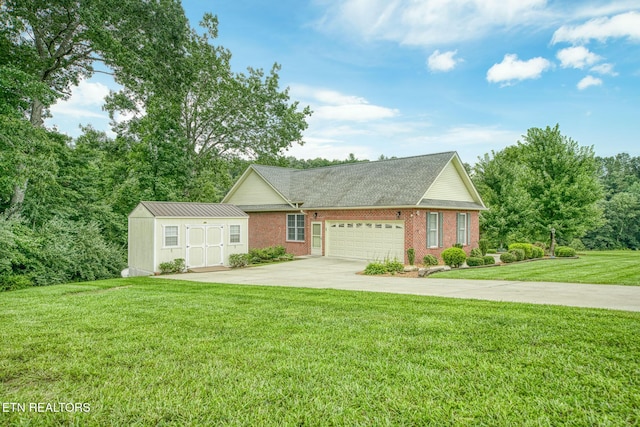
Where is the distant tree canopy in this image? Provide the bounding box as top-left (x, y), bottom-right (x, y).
top-left (473, 125), bottom-right (603, 247)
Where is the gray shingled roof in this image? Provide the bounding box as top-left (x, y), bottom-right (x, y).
top-left (250, 152), bottom-right (460, 208)
top-left (140, 202), bottom-right (248, 218)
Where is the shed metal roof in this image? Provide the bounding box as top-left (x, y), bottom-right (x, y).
top-left (139, 202), bottom-right (248, 218)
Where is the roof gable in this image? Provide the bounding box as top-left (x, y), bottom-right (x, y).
top-left (223, 167), bottom-right (292, 207)
top-left (422, 155), bottom-right (482, 203)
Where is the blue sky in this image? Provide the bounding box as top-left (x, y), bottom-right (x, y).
top-left (47, 0), bottom-right (640, 164)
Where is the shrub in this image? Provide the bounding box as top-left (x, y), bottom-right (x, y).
top-left (453, 243), bottom-right (464, 249)
top-left (509, 248), bottom-right (525, 261)
top-left (229, 253), bottom-right (251, 268)
top-left (483, 255), bottom-right (496, 265)
top-left (0, 274), bottom-right (33, 292)
top-left (478, 239), bottom-right (489, 256)
top-left (384, 258), bottom-right (405, 274)
top-left (470, 248), bottom-right (482, 258)
top-left (555, 246), bottom-right (576, 257)
top-left (500, 252), bottom-right (517, 263)
top-left (569, 239), bottom-right (586, 251)
top-left (407, 248), bottom-right (415, 265)
top-left (159, 258), bottom-right (185, 274)
top-left (508, 243), bottom-right (533, 259)
top-left (248, 246), bottom-right (291, 263)
top-left (531, 246), bottom-right (544, 259)
top-left (422, 254), bottom-right (439, 266)
top-left (363, 262), bottom-right (387, 275)
top-left (441, 247), bottom-right (467, 268)
top-left (466, 257), bottom-right (485, 267)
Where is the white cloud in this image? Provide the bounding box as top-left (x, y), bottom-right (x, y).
top-left (577, 75), bottom-right (603, 90)
top-left (552, 11), bottom-right (640, 44)
top-left (428, 49), bottom-right (461, 72)
top-left (49, 79), bottom-right (110, 118)
top-left (487, 54), bottom-right (551, 85)
top-left (317, 0), bottom-right (549, 47)
top-left (556, 46), bottom-right (602, 69)
top-left (289, 84), bottom-right (399, 122)
top-left (590, 63), bottom-right (618, 76)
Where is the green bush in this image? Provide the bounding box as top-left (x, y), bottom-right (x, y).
top-left (452, 243), bottom-right (464, 249)
top-left (478, 239), bottom-right (489, 256)
top-left (441, 247), bottom-right (467, 268)
top-left (531, 246), bottom-right (544, 259)
top-left (508, 243), bottom-right (533, 259)
top-left (500, 252), bottom-right (517, 263)
top-left (0, 274), bottom-right (33, 292)
top-left (509, 248), bottom-right (525, 261)
top-left (569, 239), bottom-right (586, 251)
top-left (0, 216), bottom-right (126, 290)
top-left (229, 253), bottom-right (251, 268)
top-left (470, 248), bottom-right (482, 258)
top-left (422, 254), bottom-right (439, 266)
top-left (159, 258), bottom-right (185, 274)
top-left (466, 257), bottom-right (485, 267)
top-left (407, 248), bottom-right (415, 265)
top-left (248, 245), bottom-right (290, 263)
top-left (363, 262), bottom-right (387, 275)
top-left (384, 258), bottom-right (405, 274)
top-left (483, 256), bottom-right (496, 265)
top-left (555, 246), bottom-right (577, 257)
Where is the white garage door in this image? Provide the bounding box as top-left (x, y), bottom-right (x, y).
top-left (326, 220), bottom-right (405, 261)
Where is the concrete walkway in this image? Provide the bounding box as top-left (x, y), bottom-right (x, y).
top-left (160, 257), bottom-right (640, 312)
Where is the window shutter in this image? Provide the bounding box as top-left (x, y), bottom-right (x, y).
top-left (467, 212), bottom-right (471, 247)
top-left (438, 212), bottom-right (443, 248)
top-left (456, 213), bottom-right (461, 244)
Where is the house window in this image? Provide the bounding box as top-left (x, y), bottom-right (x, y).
top-left (287, 214), bottom-right (305, 241)
top-left (229, 225), bottom-right (241, 244)
top-left (427, 212), bottom-right (443, 248)
top-left (457, 213), bottom-right (471, 246)
top-left (164, 226), bottom-right (179, 247)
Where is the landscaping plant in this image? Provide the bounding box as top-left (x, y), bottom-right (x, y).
top-left (423, 254), bottom-right (439, 266)
top-left (407, 248), bottom-right (415, 266)
top-left (441, 247), bottom-right (467, 268)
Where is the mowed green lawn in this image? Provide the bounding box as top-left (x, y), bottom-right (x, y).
top-left (433, 250), bottom-right (640, 285)
top-left (1, 278), bottom-right (639, 426)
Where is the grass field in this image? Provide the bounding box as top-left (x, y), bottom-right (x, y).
top-left (432, 250), bottom-right (640, 285)
top-left (1, 277), bottom-right (639, 426)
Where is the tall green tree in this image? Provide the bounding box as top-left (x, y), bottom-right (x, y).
top-left (107, 14), bottom-right (311, 204)
top-left (474, 125), bottom-right (603, 245)
top-left (517, 125), bottom-right (603, 242)
top-left (472, 147), bottom-right (534, 248)
top-left (0, 0), bottom-right (189, 217)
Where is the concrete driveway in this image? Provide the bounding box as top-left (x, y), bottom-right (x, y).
top-left (160, 257), bottom-right (640, 312)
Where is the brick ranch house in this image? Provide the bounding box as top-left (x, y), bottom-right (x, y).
top-left (222, 151), bottom-right (486, 264)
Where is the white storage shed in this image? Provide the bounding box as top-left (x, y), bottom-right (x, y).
top-left (128, 201), bottom-right (249, 276)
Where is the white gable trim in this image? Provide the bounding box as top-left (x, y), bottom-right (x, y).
top-left (419, 153), bottom-right (486, 208)
top-left (222, 165), bottom-right (294, 208)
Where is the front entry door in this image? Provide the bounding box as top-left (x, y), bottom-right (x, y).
top-left (311, 222), bottom-right (322, 255)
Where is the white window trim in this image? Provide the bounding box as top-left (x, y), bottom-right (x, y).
top-left (229, 224), bottom-right (241, 244)
top-left (286, 213), bottom-right (305, 242)
top-left (427, 212), bottom-right (439, 248)
top-left (163, 225), bottom-right (180, 248)
top-left (457, 213), bottom-right (468, 246)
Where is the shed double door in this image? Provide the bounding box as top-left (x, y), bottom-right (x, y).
top-left (186, 225), bottom-right (224, 268)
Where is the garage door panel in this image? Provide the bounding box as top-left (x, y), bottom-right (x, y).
top-left (326, 220), bottom-right (404, 261)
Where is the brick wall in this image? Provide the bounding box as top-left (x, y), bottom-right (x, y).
top-left (248, 208), bottom-right (480, 263)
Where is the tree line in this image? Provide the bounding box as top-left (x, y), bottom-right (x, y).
top-left (1, 2), bottom-right (637, 291)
